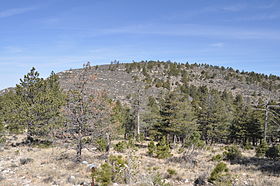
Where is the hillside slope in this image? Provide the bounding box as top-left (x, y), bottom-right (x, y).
top-left (57, 62), bottom-right (280, 106)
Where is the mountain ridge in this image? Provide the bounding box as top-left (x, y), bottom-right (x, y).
top-left (57, 61), bottom-right (280, 106)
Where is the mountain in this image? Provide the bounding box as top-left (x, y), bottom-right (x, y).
top-left (57, 61), bottom-right (280, 106)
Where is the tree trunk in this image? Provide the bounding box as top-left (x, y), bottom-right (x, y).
top-left (106, 133), bottom-right (111, 152)
top-left (76, 134), bottom-right (82, 162)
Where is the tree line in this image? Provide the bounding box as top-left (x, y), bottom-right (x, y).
top-left (0, 62), bottom-right (279, 162)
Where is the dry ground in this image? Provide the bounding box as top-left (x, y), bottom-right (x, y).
top-left (0, 136), bottom-right (280, 186)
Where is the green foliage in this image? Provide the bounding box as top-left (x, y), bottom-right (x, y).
top-left (0, 69), bottom-right (66, 140)
top-left (33, 140), bottom-right (53, 148)
top-left (147, 140), bottom-right (156, 156)
top-left (94, 155), bottom-right (127, 185)
top-left (154, 91), bottom-right (197, 142)
top-left (211, 154), bottom-right (223, 162)
top-left (127, 138), bottom-right (136, 149)
top-left (0, 137), bottom-right (6, 144)
top-left (96, 138), bottom-right (107, 152)
top-left (243, 141), bottom-right (253, 150)
top-left (109, 155), bottom-right (127, 183)
top-left (208, 162), bottom-right (232, 185)
top-left (152, 173), bottom-right (171, 186)
top-left (265, 145), bottom-right (280, 160)
top-left (156, 137), bottom-right (172, 159)
top-left (256, 140), bottom-right (269, 157)
top-left (114, 141), bottom-right (128, 153)
top-left (184, 131), bottom-right (205, 149)
top-left (167, 168), bottom-right (177, 176)
top-left (94, 163), bottom-right (113, 186)
top-left (111, 100), bottom-right (129, 135)
top-left (223, 145), bottom-right (242, 161)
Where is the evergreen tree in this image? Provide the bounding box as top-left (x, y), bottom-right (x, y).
top-left (1, 68), bottom-right (66, 142)
top-left (155, 91), bottom-right (196, 143)
top-left (229, 95), bottom-right (250, 144)
top-left (142, 96), bottom-right (161, 138)
top-left (196, 89), bottom-right (231, 144)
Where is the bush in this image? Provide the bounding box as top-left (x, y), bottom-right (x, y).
top-left (167, 168), bottom-right (177, 176)
top-left (256, 140), bottom-right (269, 157)
top-left (265, 145), bottom-right (280, 160)
top-left (243, 141), bottom-right (253, 150)
top-left (0, 137), bottom-right (6, 144)
top-left (223, 145), bottom-right (242, 161)
top-left (156, 137), bottom-right (172, 159)
top-left (94, 155), bottom-right (128, 185)
top-left (211, 154), bottom-right (223, 162)
top-left (147, 140), bottom-right (156, 156)
top-left (184, 131), bottom-right (205, 149)
top-left (208, 162), bottom-right (231, 185)
top-left (109, 155), bottom-right (127, 183)
top-left (153, 173), bottom-right (170, 186)
top-left (114, 141), bottom-right (127, 153)
top-left (94, 163), bottom-right (112, 186)
top-left (96, 138), bottom-right (107, 152)
top-left (127, 138), bottom-right (136, 149)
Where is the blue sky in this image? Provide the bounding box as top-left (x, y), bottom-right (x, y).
top-left (0, 0), bottom-right (280, 89)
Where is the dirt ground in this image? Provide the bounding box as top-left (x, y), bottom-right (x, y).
top-left (0, 136), bottom-right (280, 186)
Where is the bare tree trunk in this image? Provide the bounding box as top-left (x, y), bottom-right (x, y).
top-left (136, 111), bottom-right (140, 138)
top-left (26, 122), bottom-right (34, 144)
top-left (76, 131), bottom-right (82, 162)
top-left (106, 133), bottom-right (111, 152)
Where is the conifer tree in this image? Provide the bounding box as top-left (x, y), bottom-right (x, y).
top-left (155, 91), bottom-right (196, 143)
top-left (196, 89), bottom-right (231, 144)
top-left (229, 95), bottom-right (250, 144)
top-left (2, 68), bottom-right (66, 142)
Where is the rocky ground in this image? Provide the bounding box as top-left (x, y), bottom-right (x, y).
top-left (0, 136), bottom-right (280, 186)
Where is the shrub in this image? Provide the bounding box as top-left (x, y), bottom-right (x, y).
top-left (153, 173), bottom-right (170, 186)
top-left (0, 137), bottom-right (6, 144)
top-left (94, 163), bottom-right (112, 186)
top-left (243, 141), bottom-right (253, 150)
top-left (147, 140), bottom-right (156, 156)
top-left (96, 138), bottom-right (107, 152)
top-left (211, 154), bottom-right (223, 162)
top-left (114, 141), bottom-right (127, 153)
top-left (156, 137), bottom-right (172, 159)
top-left (256, 140), bottom-right (269, 157)
top-left (127, 138), bottom-right (136, 149)
top-left (167, 168), bottom-right (177, 176)
top-left (34, 141), bottom-right (53, 148)
top-left (265, 145), bottom-right (280, 160)
top-left (184, 131), bottom-right (205, 149)
top-left (109, 155), bottom-right (127, 183)
top-left (223, 145), bottom-right (242, 161)
top-left (94, 155), bottom-right (128, 185)
top-left (208, 162), bottom-right (231, 185)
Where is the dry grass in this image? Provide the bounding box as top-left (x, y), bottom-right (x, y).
top-left (0, 136), bottom-right (280, 185)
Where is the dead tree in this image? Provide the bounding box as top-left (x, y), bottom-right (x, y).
top-left (65, 62), bottom-right (113, 161)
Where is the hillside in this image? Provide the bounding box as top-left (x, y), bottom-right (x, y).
top-left (57, 61), bottom-right (280, 106)
top-left (1, 61), bottom-right (280, 186)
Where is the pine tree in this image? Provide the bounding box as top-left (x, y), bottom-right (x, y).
top-left (229, 95), bottom-right (251, 144)
top-left (196, 89), bottom-right (231, 144)
top-left (142, 96), bottom-right (161, 138)
top-left (2, 68), bottom-right (66, 142)
top-left (155, 91), bottom-right (197, 143)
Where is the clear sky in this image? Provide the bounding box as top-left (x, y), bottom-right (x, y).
top-left (0, 0), bottom-right (280, 89)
